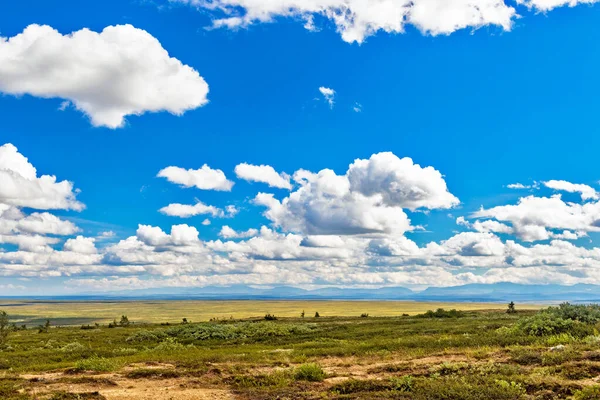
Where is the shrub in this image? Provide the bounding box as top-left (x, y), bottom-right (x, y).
top-left (162, 321), bottom-right (316, 342)
top-left (119, 315), bottom-right (130, 327)
top-left (510, 348), bottom-right (543, 365)
top-left (294, 363), bottom-right (326, 382)
top-left (229, 371), bottom-right (291, 388)
top-left (38, 319), bottom-right (51, 334)
top-left (125, 369), bottom-right (181, 379)
top-left (507, 302), bottom-right (517, 314)
top-left (574, 385), bottom-right (600, 400)
top-left (431, 362), bottom-right (469, 376)
top-left (516, 313), bottom-right (593, 337)
top-left (264, 314), bottom-right (278, 321)
top-left (74, 356), bottom-right (119, 372)
top-left (125, 329), bottom-right (166, 343)
top-left (0, 311), bottom-right (8, 347)
top-left (152, 338), bottom-right (187, 352)
top-left (390, 376), bottom-right (413, 392)
top-left (60, 342), bottom-right (87, 354)
top-left (360, 313), bottom-right (369, 318)
top-left (315, 312), bottom-right (320, 318)
top-left (418, 308), bottom-right (465, 318)
top-left (546, 303), bottom-right (600, 324)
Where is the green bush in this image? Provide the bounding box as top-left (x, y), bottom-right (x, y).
top-left (510, 348), bottom-right (543, 365)
top-left (418, 308), bottom-right (465, 318)
top-left (294, 363), bottom-right (326, 382)
top-left (516, 314), bottom-right (593, 337)
top-left (0, 311), bottom-right (9, 347)
top-left (229, 371), bottom-right (291, 388)
top-left (546, 303), bottom-right (600, 324)
top-left (162, 321), bottom-right (316, 342)
top-left (390, 376), bottom-right (413, 392)
top-left (125, 329), bottom-right (166, 343)
top-left (60, 342), bottom-right (87, 354)
top-left (74, 356), bottom-right (119, 372)
top-left (574, 385), bottom-right (600, 400)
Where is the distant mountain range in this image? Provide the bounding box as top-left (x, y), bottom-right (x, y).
top-left (28, 282), bottom-right (596, 303)
top-left (2, 283), bottom-right (599, 302)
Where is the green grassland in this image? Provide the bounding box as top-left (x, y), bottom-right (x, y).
top-left (1, 302), bottom-right (600, 399)
top-left (0, 300), bottom-right (539, 326)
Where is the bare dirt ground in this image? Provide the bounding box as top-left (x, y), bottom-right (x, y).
top-left (23, 366), bottom-right (236, 400)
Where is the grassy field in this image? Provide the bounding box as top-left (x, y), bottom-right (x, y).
top-left (0, 300), bottom-right (541, 326)
top-left (1, 302), bottom-right (600, 399)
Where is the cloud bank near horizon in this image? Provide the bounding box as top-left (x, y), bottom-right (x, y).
top-left (2, 143), bottom-right (600, 294)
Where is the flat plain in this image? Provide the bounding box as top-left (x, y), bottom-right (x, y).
top-left (1, 302), bottom-right (600, 400)
top-left (0, 300), bottom-right (537, 326)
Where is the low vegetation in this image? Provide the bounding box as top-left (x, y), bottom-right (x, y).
top-left (0, 302), bottom-right (600, 399)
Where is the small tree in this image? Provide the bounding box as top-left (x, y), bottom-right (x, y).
top-left (314, 312), bottom-right (320, 318)
top-left (38, 319), bottom-right (51, 334)
top-left (507, 301), bottom-right (517, 314)
top-left (0, 311), bottom-right (9, 346)
top-left (301, 310), bottom-right (305, 318)
top-left (119, 315), bottom-right (130, 327)
top-left (182, 318), bottom-right (189, 324)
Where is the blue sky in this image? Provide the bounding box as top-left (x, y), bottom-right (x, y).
top-left (1, 0), bottom-right (600, 294)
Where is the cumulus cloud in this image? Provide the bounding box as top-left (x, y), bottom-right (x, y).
top-left (319, 87), bottom-right (335, 108)
top-left (136, 224), bottom-right (201, 247)
top-left (7, 147), bottom-right (600, 291)
top-left (157, 165), bottom-right (234, 191)
top-left (64, 236), bottom-right (97, 254)
top-left (235, 163), bottom-right (292, 189)
top-left (517, 0), bottom-right (600, 12)
top-left (0, 24), bottom-right (209, 128)
top-left (177, 0), bottom-right (520, 43)
top-left (254, 152), bottom-right (457, 235)
top-left (472, 194), bottom-right (600, 241)
top-left (178, 0), bottom-right (600, 44)
top-left (159, 201), bottom-right (225, 218)
top-left (544, 180), bottom-right (598, 201)
top-left (0, 144), bottom-right (84, 211)
top-left (219, 225), bottom-right (259, 239)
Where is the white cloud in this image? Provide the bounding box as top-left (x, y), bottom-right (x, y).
top-left (177, 0), bottom-right (519, 43)
top-left (254, 152), bottom-right (458, 235)
top-left (348, 152), bottom-right (459, 211)
top-left (219, 225), bottom-right (259, 239)
top-left (64, 236), bottom-right (97, 254)
top-left (507, 183), bottom-right (531, 189)
top-left (0, 24), bottom-right (209, 128)
top-left (7, 148), bottom-right (600, 290)
top-left (202, 219), bottom-right (212, 226)
top-left (319, 87), bottom-right (335, 108)
top-left (160, 201), bottom-right (225, 218)
top-left (178, 0), bottom-right (600, 44)
top-left (544, 180), bottom-right (598, 201)
top-left (517, 0), bottom-right (600, 12)
top-left (353, 103), bottom-right (362, 113)
top-left (0, 144), bottom-right (84, 211)
top-left (234, 163), bottom-right (292, 189)
top-left (472, 194), bottom-right (600, 241)
top-left (157, 165), bottom-right (234, 191)
top-left (136, 224), bottom-right (201, 247)
top-left (456, 216), bottom-right (513, 234)
top-left (97, 231), bottom-right (116, 240)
